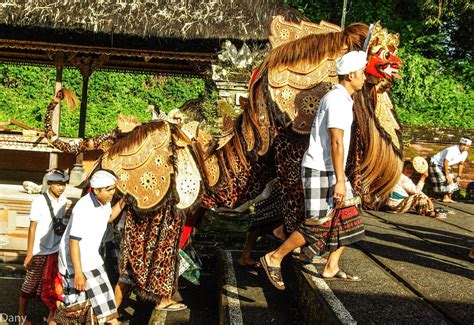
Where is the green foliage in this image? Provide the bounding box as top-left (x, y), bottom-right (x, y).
top-left (0, 64), bottom-right (206, 137)
top-left (392, 49), bottom-right (474, 128)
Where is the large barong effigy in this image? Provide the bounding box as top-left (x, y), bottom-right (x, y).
top-left (43, 16), bottom-right (403, 303)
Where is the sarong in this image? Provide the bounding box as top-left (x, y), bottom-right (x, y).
top-left (386, 193), bottom-right (434, 216)
top-left (20, 255), bottom-right (48, 299)
top-left (249, 185), bottom-right (282, 231)
top-left (302, 167), bottom-right (354, 220)
top-left (299, 206), bottom-right (365, 257)
top-left (429, 163), bottom-right (459, 194)
top-left (55, 265), bottom-right (118, 323)
top-left (120, 199), bottom-right (184, 301)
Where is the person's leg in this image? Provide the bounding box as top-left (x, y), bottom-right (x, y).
top-left (321, 246), bottom-right (345, 277)
top-left (265, 231), bottom-right (306, 267)
top-left (18, 295), bottom-right (28, 324)
top-left (114, 282), bottom-right (130, 309)
top-left (239, 228), bottom-right (260, 266)
top-left (272, 224), bottom-right (287, 241)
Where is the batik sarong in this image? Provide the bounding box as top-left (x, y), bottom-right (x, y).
top-left (299, 206), bottom-right (365, 257)
top-left (386, 193), bottom-right (434, 216)
top-left (249, 185), bottom-right (282, 231)
top-left (20, 254), bottom-right (48, 299)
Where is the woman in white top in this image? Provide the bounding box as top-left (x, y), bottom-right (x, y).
top-left (386, 160), bottom-right (435, 217)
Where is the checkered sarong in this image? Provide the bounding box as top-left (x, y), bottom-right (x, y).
top-left (61, 265), bottom-right (118, 322)
top-left (429, 163), bottom-right (459, 194)
top-left (302, 167), bottom-right (354, 220)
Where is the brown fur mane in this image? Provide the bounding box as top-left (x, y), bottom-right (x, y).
top-left (266, 23), bottom-right (369, 70)
top-left (108, 121), bottom-right (166, 157)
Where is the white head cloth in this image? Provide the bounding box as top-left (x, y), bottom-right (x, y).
top-left (459, 137), bottom-right (472, 145)
top-left (336, 51), bottom-right (367, 75)
top-left (90, 170), bottom-right (117, 188)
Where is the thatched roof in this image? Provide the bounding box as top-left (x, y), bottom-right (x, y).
top-left (0, 0), bottom-right (303, 42)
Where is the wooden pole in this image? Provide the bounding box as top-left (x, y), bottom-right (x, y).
top-left (341, 0), bottom-right (348, 28)
top-left (49, 53), bottom-right (64, 170)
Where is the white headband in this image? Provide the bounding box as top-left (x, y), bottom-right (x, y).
top-left (90, 170), bottom-right (117, 188)
top-left (336, 51), bottom-right (367, 75)
top-left (460, 137), bottom-right (472, 145)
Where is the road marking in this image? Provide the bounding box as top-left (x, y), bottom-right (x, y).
top-left (304, 264), bottom-right (357, 324)
top-left (224, 251), bottom-right (244, 324)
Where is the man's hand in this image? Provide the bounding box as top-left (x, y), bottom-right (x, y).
top-left (334, 180), bottom-right (346, 205)
top-left (74, 272), bottom-right (86, 291)
top-left (23, 253), bottom-right (33, 269)
top-left (446, 175), bottom-right (453, 184)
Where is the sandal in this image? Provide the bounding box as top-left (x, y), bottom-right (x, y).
top-left (260, 254), bottom-right (285, 290)
top-left (155, 302), bottom-right (187, 312)
top-left (322, 269), bottom-right (361, 282)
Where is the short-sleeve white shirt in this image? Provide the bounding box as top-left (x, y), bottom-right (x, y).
top-left (58, 193), bottom-right (111, 275)
top-left (29, 192), bottom-right (68, 256)
top-left (430, 145), bottom-right (467, 167)
top-left (302, 84), bottom-right (354, 171)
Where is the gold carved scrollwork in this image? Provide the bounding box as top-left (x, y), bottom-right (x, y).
top-left (102, 124), bottom-right (173, 210)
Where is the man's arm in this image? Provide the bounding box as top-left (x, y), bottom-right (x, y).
top-left (24, 221), bottom-right (37, 268)
top-left (443, 159), bottom-right (453, 184)
top-left (329, 128), bottom-right (346, 204)
top-left (109, 198), bottom-right (126, 223)
top-left (70, 239), bottom-right (86, 291)
top-left (458, 162), bottom-right (464, 180)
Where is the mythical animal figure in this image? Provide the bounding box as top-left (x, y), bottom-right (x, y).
top-left (43, 17), bottom-right (403, 303)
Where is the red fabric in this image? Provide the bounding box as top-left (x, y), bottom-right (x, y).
top-left (40, 253), bottom-right (63, 312)
top-left (179, 225), bottom-right (192, 249)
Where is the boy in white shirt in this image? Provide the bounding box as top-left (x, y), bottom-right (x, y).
top-left (54, 170), bottom-right (125, 324)
top-left (429, 137), bottom-right (471, 202)
top-left (18, 169), bottom-right (69, 325)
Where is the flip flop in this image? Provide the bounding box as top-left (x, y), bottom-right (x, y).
top-left (155, 302), bottom-right (187, 312)
top-left (260, 254), bottom-right (285, 290)
top-left (322, 270), bottom-right (361, 282)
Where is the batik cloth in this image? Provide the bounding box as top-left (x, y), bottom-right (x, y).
top-left (301, 167), bottom-right (354, 220)
top-left (20, 255), bottom-right (48, 299)
top-left (386, 193), bottom-right (434, 216)
top-left (59, 265), bottom-right (118, 322)
top-left (249, 185), bottom-right (282, 231)
top-left (429, 163), bottom-right (459, 194)
top-left (299, 206), bottom-right (365, 257)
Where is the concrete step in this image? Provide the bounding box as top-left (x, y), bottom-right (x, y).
top-left (218, 250), bottom-right (303, 325)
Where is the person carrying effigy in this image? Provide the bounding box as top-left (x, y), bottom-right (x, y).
top-left (53, 170), bottom-right (125, 324)
top-left (260, 51), bottom-right (368, 289)
top-left (429, 137), bottom-right (471, 203)
top-left (18, 169), bottom-right (69, 325)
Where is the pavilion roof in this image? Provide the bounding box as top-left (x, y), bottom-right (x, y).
top-left (0, 0), bottom-right (304, 75)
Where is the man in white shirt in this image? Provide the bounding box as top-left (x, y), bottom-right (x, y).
top-left (261, 51), bottom-right (367, 289)
top-left (429, 137), bottom-right (471, 203)
top-left (19, 169), bottom-right (69, 325)
top-left (55, 170), bottom-right (125, 324)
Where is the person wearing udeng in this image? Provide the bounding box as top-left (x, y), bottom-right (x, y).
top-left (54, 170), bottom-right (125, 324)
top-left (18, 169), bottom-right (69, 325)
top-left (429, 137), bottom-right (471, 203)
top-left (260, 51), bottom-right (367, 289)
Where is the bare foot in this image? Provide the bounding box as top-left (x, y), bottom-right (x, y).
top-left (238, 257), bottom-right (261, 268)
